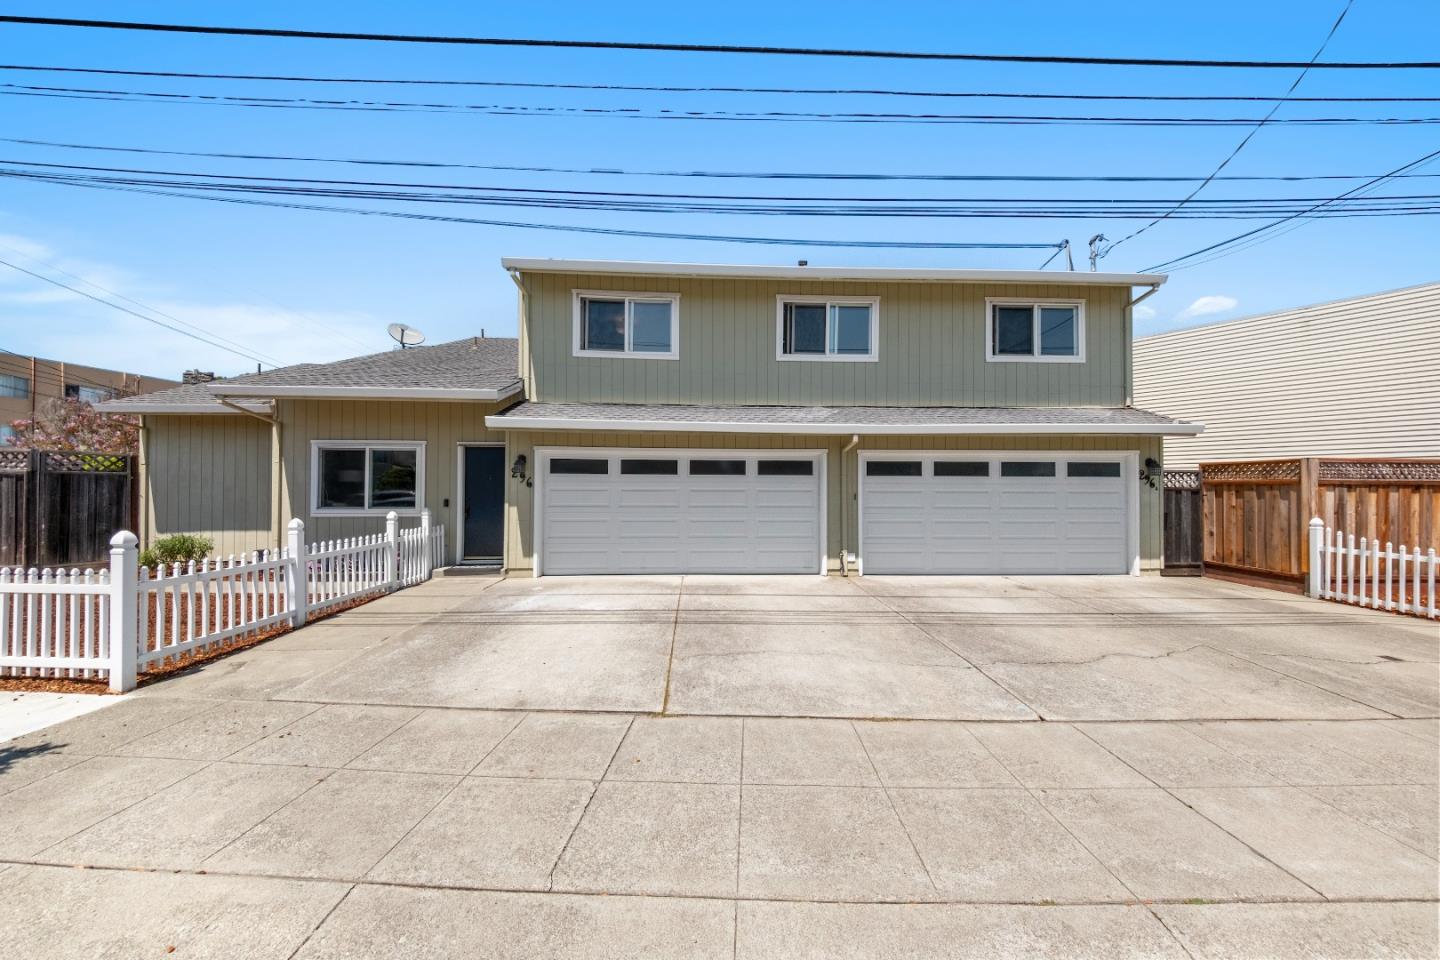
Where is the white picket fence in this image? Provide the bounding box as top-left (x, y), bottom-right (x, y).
top-left (1307, 517), bottom-right (1437, 620)
top-left (0, 510), bottom-right (445, 691)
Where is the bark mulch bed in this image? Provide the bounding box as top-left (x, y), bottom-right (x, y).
top-left (0, 593), bottom-right (377, 695)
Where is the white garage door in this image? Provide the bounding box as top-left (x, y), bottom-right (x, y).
top-left (861, 453), bottom-right (1132, 575)
top-left (538, 450), bottom-right (823, 575)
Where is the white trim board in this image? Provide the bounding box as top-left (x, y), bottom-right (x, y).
top-left (487, 415), bottom-right (1202, 436)
top-left (212, 383), bottom-right (523, 400)
top-left (502, 257), bottom-right (1166, 287)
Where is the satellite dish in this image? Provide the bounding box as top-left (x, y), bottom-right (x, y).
top-left (387, 323), bottom-right (426, 348)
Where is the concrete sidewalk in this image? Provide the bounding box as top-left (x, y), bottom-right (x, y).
top-left (0, 574), bottom-right (1435, 958)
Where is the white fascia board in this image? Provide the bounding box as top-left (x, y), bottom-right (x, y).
top-left (485, 415), bottom-right (1203, 436)
top-left (98, 402), bottom-right (264, 415)
top-left (501, 258), bottom-right (1166, 288)
top-left (210, 382), bottom-right (523, 401)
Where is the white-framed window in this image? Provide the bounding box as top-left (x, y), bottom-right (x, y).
top-left (311, 440), bottom-right (425, 515)
top-left (572, 290), bottom-right (680, 359)
top-left (65, 383), bottom-right (114, 404)
top-left (775, 295), bottom-right (879, 362)
top-left (985, 298), bottom-right (1085, 363)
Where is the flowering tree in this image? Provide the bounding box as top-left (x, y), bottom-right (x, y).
top-left (7, 397), bottom-right (139, 453)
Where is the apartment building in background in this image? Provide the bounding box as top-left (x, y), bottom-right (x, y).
top-left (0, 352), bottom-right (178, 443)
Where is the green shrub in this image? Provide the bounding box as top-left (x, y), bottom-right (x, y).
top-left (138, 533), bottom-right (214, 570)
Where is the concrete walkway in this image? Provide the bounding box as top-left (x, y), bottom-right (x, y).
top-left (0, 575), bottom-right (1435, 958)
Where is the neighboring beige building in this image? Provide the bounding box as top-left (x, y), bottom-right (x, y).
top-left (1134, 281), bottom-right (1440, 470)
top-left (107, 259), bottom-right (1204, 575)
top-left (0, 352), bottom-right (177, 443)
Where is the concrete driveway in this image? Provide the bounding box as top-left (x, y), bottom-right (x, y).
top-left (0, 574), bottom-right (1436, 958)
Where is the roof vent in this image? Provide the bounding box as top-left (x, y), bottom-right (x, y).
top-left (182, 369), bottom-right (217, 385)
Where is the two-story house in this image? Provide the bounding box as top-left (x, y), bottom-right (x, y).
top-left (104, 259), bottom-right (1201, 576)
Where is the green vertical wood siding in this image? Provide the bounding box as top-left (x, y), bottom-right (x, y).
top-left (520, 273), bottom-right (1132, 407)
top-left (141, 415), bottom-right (273, 556)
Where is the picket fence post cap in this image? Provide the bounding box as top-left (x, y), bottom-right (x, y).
top-left (109, 530), bottom-right (138, 548)
top-left (287, 517), bottom-right (305, 531)
top-left (386, 511), bottom-right (399, 521)
top-left (1308, 516), bottom-right (1325, 528)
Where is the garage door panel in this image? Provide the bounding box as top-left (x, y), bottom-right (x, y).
top-left (541, 451), bottom-right (821, 575)
top-left (862, 454), bottom-right (1130, 576)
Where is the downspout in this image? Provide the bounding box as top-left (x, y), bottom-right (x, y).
top-left (1124, 284), bottom-right (1161, 407)
top-left (839, 434), bottom-right (860, 575)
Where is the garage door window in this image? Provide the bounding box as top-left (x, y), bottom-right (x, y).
top-left (1000, 461), bottom-right (1056, 478)
top-left (866, 461), bottom-right (922, 477)
top-left (934, 461), bottom-right (989, 477)
top-left (757, 460), bottom-right (813, 476)
top-left (1068, 461), bottom-right (1122, 478)
top-left (551, 458), bottom-right (609, 475)
top-left (690, 460), bottom-right (747, 476)
top-left (621, 459), bottom-right (679, 475)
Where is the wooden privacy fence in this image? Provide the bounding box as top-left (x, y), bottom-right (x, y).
top-left (0, 509), bottom-right (443, 692)
top-left (0, 448), bottom-right (134, 569)
top-left (1199, 458), bottom-right (1440, 587)
top-left (1161, 470), bottom-right (1202, 574)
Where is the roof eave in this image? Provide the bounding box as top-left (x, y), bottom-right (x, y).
top-left (210, 382), bottom-right (523, 401)
top-left (501, 258), bottom-right (1166, 287)
top-left (97, 402), bottom-right (267, 415)
top-left (484, 415), bottom-right (1203, 436)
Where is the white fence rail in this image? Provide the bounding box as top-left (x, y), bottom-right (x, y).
top-left (1307, 517), bottom-right (1437, 620)
top-left (1, 509), bottom-right (443, 691)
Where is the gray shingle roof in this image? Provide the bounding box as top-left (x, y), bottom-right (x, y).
top-left (101, 337), bottom-right (519, 412)
top-left (489, 401), bottom-right (1199, 435)
top-left (97, 381), bottom-right (270, 414)
top-left (216, 337), bottom-right (519, 395)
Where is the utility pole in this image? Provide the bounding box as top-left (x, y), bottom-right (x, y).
top-left (1088, 234), bottom-right (1107, 272)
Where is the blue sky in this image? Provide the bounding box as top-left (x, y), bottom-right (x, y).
top-left (1, 1), bottom-right (1437, 379)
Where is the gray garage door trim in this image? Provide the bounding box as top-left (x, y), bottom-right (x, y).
top-left (858, 450), bottom-right (1139, 576)
top-left (534, 447), bottom-right (827, 576)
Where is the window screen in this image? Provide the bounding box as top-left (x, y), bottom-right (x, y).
top-left (934, 461), bottom-right (989, 477)
top-left (1067, 461), bottom-right (1122, 478)
top-left (993, 306), bottom-right (1035, 355)
top-left (621, 459), bottom-right (679, 475)
top-left (550, 458), bottom-right (609, 475)
top-left (757, 460), bottom-right (813, 476)
top-left (782, 303), bottom-right (827, 354)
top-left (690, 459), bottom-right (746, 476)
top-left (866, 461), bottom-right (922, 477)
top-left (1000, 461), bottom-right (1057, 478)
top-left (581, 298), bottom-right (626, 352)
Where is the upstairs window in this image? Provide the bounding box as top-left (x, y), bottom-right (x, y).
top-left (986, 299), bottom-right (1084, 363)
top-left (573, 291), bottom-right (679, 359)
top-left (776, 296), bottom-right (879, 362)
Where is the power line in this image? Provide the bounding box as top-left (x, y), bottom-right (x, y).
top-left (1103, 0), bottom-right (1354, 260)
top-left (4, 62), bottom-right (1439, 102)
top-left (0, 256), bottom-right (280, 366)
top-left (8, 136), bottom-right (1439, 185)
top-left (3, 15), bottom-right (1438, 69)
top-left (4, 159), bottom-right (1437, 217)
top-left (9, 82), bottom-right (1440, 126)
top-left (1143, 145), bottom-right (1440, 272)
top-left (0, 237), bottom-right (287, 366)
top-left (3, 173), bottom-right (1068, 250)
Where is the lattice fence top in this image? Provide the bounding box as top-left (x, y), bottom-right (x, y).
top-left (1162, 470), bottom-right (1201, 490)
top-left (1201, 460), bottom-right (1301, 483)
top-left (0, 448), bottom-right (29, 473)
top-left (1318, 459), bottom-right (1440, 484)
top-left (41, 451), bottom-right (130, 474)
